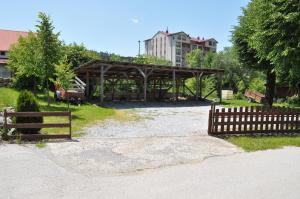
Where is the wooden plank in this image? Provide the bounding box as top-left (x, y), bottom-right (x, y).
top-left (249, 106), bottom-right (254, 131)
top-left (7, 134), bottom-right (71, 140)
top-left (220, 108), bottom-right (225, 133)
top-left (227, 108), bottom-right (231, 132)
top-left (214, 109), bottom-right (220, 133)
top-left (6, 112), bottom-right (70, 117)
top-left (208, 110), bottom-right (212, 135)
top-left (233, 107), bottom-right (237, 132)
top-left (238, 107), bottom-right (243, 132)
top-left (7, 123), bottom-right (70, 129)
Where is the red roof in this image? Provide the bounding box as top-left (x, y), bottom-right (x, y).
top-left (0, 29), bottom-right (29, 51)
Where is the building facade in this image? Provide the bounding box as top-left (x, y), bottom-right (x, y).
top-left (0, 29), bottom-right (28, 78)
top-left (144, 30), bottom-right (217, 67)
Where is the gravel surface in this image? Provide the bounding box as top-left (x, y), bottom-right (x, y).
top-left (85, 102), bottom-right (212, 138)
top-left (33, 102), bottom-right (241, 175)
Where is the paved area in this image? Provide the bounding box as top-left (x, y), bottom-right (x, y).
top-left (1, 144), bottom-right (300, 199)
top-left (35, 102), bottom-right (240, 175)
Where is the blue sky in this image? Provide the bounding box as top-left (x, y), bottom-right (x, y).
top-left (1, 0), bottom-right (249, 56)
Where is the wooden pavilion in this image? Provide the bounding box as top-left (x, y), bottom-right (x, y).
top-left (74, 60), bottom-right (224, 103)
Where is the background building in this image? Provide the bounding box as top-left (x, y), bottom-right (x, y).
top-left (144, 30), bottom-right (217, 67)
top-left (0, 29), bottom-right (28, 78)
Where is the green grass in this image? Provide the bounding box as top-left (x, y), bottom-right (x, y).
top-left (220, 99), bottom-right (260, 107)
top-left (226, 136), bottom-right (300, 151)
top-left (0, 87), bottom-right (116, 136)
top-left (35, 141), bottom-right (47, 148)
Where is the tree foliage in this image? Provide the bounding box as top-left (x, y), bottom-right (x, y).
top-left (63, 43), bottom-right (100, 69)
top-left (133, 55), bottom-right (171, 66)
top-left (185, 49), bottom-right (204, 68)
top-left (53, 57), bottom-right (75, 90)
top-left (36, 12), bottom-right (62, 106)
top-left (8, 32), bottom-right (43, 91)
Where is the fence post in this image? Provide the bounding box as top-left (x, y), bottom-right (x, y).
top-left (69, 111), bottom-right (72, 139)
top-left (3, 109), bottom-right (8, 139)
top-left (208, 109), bottom-right (212, 135)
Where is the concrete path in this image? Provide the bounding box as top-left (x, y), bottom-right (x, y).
top-left (1, 144), bottom-right (300, 199)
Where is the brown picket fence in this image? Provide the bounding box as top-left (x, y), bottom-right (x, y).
top-left (208, 104), bottom-right (300, 135)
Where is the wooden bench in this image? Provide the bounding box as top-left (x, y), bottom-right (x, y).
top-left (3, 110), bottom-right (72, 140)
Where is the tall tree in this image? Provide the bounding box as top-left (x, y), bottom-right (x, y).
top-left (232, 0), bottom-right (275, 108)
top-left (36, 12), bottom-right (62, 106)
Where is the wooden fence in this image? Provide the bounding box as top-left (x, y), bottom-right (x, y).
top-left (3, 110), bottom-right (72, 140)
top-left (208, 104), bottom-right (300, 135)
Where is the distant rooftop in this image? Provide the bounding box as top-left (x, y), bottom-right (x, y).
top-left (0, 29), bottom-right (29, 51)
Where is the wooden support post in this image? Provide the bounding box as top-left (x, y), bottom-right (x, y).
top-left (199, 73), bottom-right (203, 100)
top-left (69, 110), bottom-right (72, 139)
top-left (195, 73), bottom-right (199, 101)
top-left (159, 79), bottom-right (162, 100)
top-left (111, 78), bottom-right (115, 101)
top-left (3, 109), bottom-right (7, 138)
top-left (153, 80), bottom-right (157, 100)
top-left (144, 75), bottom-right (147, 103)
top-left (172, 70), bottom-right (176, 101)
top-left (100, 65), bottom-right (104, 104)
top-left (86, 71), bottom-right (90, 99)
top-left (176, 79), bottom-right (179, 101)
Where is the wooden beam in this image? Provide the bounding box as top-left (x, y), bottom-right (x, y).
top-left (172, 70), bottom-right (176, 100)
top-left (195, 72), bottom-right (199, 101)
top-left (100, 65), bottom-right (104, 104)
top-left (86, 71), bottom-right (90, 98)
top-left (199, 72), bottom-right (203, 99)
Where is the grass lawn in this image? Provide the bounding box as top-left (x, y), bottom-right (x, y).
top-left (226, 136), bottom-right (300, 152)
top-left (0, 87), bottom-right (116, 137)
top-left (220, 99), bottom-right (261, 107)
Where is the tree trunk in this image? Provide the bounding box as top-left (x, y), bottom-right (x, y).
top-left (298, 83), bottom-right (300, 104)
top-left (46, 80), bottom-right (50, 107)
top-left (264, 69), bottom-right (276, 109)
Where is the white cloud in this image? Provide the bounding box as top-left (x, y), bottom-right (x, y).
top-left (131, 18), bottom-right (139, 24)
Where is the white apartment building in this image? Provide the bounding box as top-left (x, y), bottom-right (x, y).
top-left (144, 30), bottom-right (217, 67)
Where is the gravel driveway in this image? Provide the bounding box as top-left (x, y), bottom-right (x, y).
top-left (36, 102), bottom-right (241, 175)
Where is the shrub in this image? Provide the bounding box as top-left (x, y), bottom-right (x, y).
top-left (249, 78), bottom-right (265, 94)
top-left (287, 95), bottom-right (299, 105)
top-left (234, 92), bottom-right (245, 100)
top-left (16, 90), bottom-right (43, 134)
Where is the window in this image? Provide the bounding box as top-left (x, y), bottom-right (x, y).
top-left (192, 45), bottom-right (197, 49)
top-left (176, 63), bottom-right (181, 67)
top-left (176, 49), bottom-right (181, 55)
top-left (209, 41), bottom-right (212, 46)
top-left (176, 42), bottom-right (181, 48)
top-left (0, 51), bottom-right (5, 56)
top-left (177, 35), bottom-right (182, 40)
top-left (182, 36), bottom-right (186, 41)
top-left (176, 56), bottom-right (181, 62)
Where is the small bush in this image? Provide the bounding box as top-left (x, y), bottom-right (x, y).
top-left (16, 90), bottom-right (43, 134)
top-left (249, 78), bottom-right (265, 94)
top-left (287, 95), bottom-right (299, 105)
top-left (234, 92), bottom-right (245, 100)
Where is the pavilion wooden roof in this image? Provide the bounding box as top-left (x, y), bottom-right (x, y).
top-left (74, 60), bottom-right (224, 80)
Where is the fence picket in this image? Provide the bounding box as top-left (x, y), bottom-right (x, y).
top-left (208, 105), bottom-right (300, 135)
